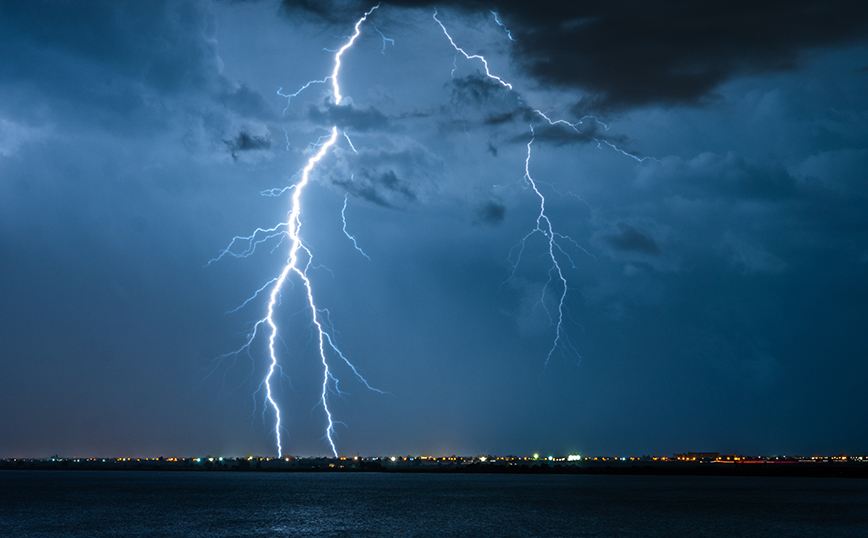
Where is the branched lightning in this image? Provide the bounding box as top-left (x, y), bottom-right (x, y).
top-left (342, 194), bottom-right (370, 260)
top-left (206, 223), bottom-right (290, 266)
top-left (266, 125), bottom-right (339, 456)
top-left (214, 5), bottom-right (384, 457)
top-left (433, 9), bottom-right (512, 90)
top-left (371, 22), bottom-right (395, 54)
top-left (214, 5), bottom-right (652, 455)
top-left (278, 80), bottom-right (328, 115)
top-left (491, 11), bottom-right (516, 42)
top-left (518, 126), bottom-right (580, 366)
top-left (226, 277), bottom-right (280, 314)
top-left (534, 110), bottom-right (659, 163)
top-left (275, 2), bottom-right (387, 115)
top-left (433, 9), bottom-right (651, 367)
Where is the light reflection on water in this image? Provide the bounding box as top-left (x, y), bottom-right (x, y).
top-left (1, 471), bottom-right (867, 537)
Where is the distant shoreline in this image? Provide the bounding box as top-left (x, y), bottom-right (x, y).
top-left (3, 459), bottom-right (867, 479)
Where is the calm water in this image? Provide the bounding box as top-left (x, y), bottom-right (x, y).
top-left (1, 471), bottom-right (866, 537)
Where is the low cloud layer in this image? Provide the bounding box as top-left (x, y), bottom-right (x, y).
top-left (282, 0), bottom-right (868, 110)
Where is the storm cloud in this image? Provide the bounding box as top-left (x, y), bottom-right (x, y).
top-left (282, 0), bottom-right (868, 110)
top-left (1, 0), bottom-right (866, 459)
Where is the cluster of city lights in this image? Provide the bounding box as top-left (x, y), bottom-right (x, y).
top-left (13, 453), bottom-right (867, 465)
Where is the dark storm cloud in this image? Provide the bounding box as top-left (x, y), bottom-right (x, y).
top-left (306, 99), bottom-right (390, 131)
top-left (483, 112), bottom-right (517, 126)
top-left (507, 0), bottom-right (868, 110)
top-left (450, 74), bottom-right (514, 105)
top-left (334, 178), bottom-right (391, 207)
top-left (450, 75), bottom-right (528, 122)
top-left (603, 223), bottom-right (661, 255)
top-left (474, 201), bottom-right (506, 226)
top-left (530, 121), bottom-right (597, 146)
top-left (443, 74), bottom-right (532, 134)
top-left (280, 0), bottom-right (494, 23)
top-left (648, 152), bottom-right (798, 201)
top-left (0, 0), bottom-right (251, 137)
top-left (218, 85), bottom-right (277, 119)
top-left (281, 0), bottom-right (868, 109)
top-left (592, 220), bottom-right (680, 273)
top-left (334, 169), bottom-right (416, 207)
top-left (345, 142), bottom-right (443, 201)
top-left (223, 130), bottom-right (272, 159)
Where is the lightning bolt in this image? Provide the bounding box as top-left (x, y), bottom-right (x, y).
top-left (491, 11), bottom-right (516, 42)
top-left (519, 126), bottom-right (580, 367)
top-left (267, 125), bottom-right (339, 457)
top-left (371, 22), bottom-right (395, 54)
top-left (215, 5), bottom-right (652, 455)
top-left (534, 110), bottom-right (659, 164)
top-left (342, 194), bottom-right (370, 260)
top-left (214, 5), bottom-right (384, 457)
top-left (433, 9), bottom-right (652, 368)
top-left (433, 9), bottom-right (512, 90)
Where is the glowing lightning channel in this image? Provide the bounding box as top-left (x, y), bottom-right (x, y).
top-left (534, 110), bottom-right (658, 163)
top-left (278, 80), bottom-right (328, 115)
top-left (434, 10), bottom-right (600, 367)
top-left (274, 5), bottom-right (383, 456)
top-left (433, 9), bottom-right (512, 90)
top-left (332, 6), bottom-right (381, 105)
top-left (264, 125), bottom-right (339, 457)
top-left (520, 126), bottom-right (579, 366)
top-left (491, 11), bottom-right (516, 41)
top-left (216, 5), bottom-right (384, 458)
top-left (371, 22), bottom-right (395, 54)
top-left (343, 132), bottom-right (359, 154)
top-left (342, 194), bottom-right (370, 260)
top-left (434, 9), bottom-right (653, 166)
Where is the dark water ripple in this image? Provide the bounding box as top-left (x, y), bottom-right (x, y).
top-left (1, 471), bottom-right (866, 537)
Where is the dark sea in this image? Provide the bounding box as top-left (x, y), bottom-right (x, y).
top-left (1, 471), bottom-right (866, 537)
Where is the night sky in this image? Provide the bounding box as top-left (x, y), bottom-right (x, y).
top-left (2, 0), bottom-right (867, 458)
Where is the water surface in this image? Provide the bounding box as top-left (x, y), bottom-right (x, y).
top-left (2, 471), bottom-right (866, 537)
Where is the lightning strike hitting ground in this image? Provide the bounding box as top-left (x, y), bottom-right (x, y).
top-left (213, 5), bottom-right (384, 457)
top-left (216, 5), bottom-right (650, 455)
top-left (265, 125), bottom-right (339, 457)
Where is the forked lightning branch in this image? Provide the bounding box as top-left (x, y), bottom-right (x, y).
top-left (211, 5), bottom-right (644, 457)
